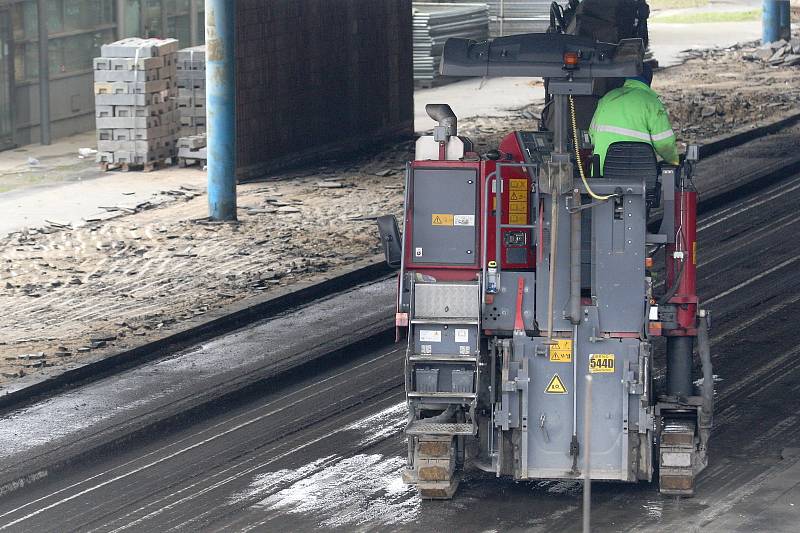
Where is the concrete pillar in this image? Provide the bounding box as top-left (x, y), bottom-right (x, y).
top-left (36, 0), bottom-right (50, 146)
top-left (205, 0), bottom-right (237, 221)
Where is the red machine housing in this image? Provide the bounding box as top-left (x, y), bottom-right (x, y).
top-left (665, 189), bottom-right (699, 336)
top-left (402, 132), bottom-right (535, 284)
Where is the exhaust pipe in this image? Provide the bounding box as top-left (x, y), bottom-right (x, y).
top-left (425, 104), bottom-right (458, 137)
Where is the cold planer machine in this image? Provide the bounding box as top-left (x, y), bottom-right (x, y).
top-left (376, 33), bottom-right (713, 499)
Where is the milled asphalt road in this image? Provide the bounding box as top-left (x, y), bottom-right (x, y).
top-left (2, 164), bottom-right (800, 531)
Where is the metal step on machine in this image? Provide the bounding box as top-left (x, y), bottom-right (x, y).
top-left (377, 32), bottom-right (713, 499)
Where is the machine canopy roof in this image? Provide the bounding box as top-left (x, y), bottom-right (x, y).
top-left (441, 33), bottom-right (644, 80)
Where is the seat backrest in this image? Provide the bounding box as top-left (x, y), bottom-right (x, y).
top-left (603, 141), bottom-right (657, 181)
top-left (603, 141), bottom-right (659, 208)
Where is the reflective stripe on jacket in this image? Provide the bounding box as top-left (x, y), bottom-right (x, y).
top-left (589, 79), bottom-right (679, 170)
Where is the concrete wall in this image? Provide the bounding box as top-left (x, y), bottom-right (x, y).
top-left (13, 73), bottom-right (96, 147)
top-left (235, 0), bottom-right (414, 178)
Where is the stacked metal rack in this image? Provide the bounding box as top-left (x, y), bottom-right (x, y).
top-left (486, 0), bottom-right (551, 36)
top-left (412, 3), bottom-right (489, 88)
top-left (94, 38), bottom-right (180, 172)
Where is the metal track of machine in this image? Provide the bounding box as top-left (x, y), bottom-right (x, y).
top-left (377, 32), bottom-right (714, 499)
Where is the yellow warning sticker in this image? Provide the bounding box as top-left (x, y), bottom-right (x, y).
top-left (509, 201), bottom-right (528, 214)
top-left (509, 190), bottom-right (527, 202)
top-left (509, 178), bottom-right (527, 191)
top-left (589, 354), bottom-right (615, 373)
top-left (549, 339), bottom-right (573, 362)
top-left (432, 214), bottom-right (454, 226)
top-left (509, 213), bottom-right (527, 225)
top-left (545, 374), bottom-right (568, 394)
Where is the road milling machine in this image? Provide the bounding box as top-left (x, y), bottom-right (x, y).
top-left (376, 32), bottom-right (714, 499)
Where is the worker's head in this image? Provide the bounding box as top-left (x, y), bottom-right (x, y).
top-left (628, 63), bottom-right (654, 86)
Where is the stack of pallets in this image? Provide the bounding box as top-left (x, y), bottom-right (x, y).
top-left (94, 38), bottom-right (180, 171)
top-left (176, 46), bottom-right (207, 137)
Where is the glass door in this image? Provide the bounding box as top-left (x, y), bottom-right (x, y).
top-left (0, 8), bottom-right (14, 150)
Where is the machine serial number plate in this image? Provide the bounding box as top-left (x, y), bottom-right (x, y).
top-left (589, 354), bottom-right (615, 373)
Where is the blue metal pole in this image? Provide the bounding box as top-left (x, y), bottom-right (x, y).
top-left (763, 0), bottom-right (781, 44)
top-left (205, 0), bottom-right (237, 221)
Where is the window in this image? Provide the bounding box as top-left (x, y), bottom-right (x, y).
top-left (12, 0), bottom-right (116, 82)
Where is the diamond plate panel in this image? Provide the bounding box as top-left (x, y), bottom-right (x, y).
top-left (414, 283), bottom-right (480, 319)
top-left (407, 422), bottom-right (475, 435)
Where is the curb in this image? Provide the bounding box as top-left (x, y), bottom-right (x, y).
top-left (0, 255), bottom-right (390, 412)
top-left (698, 110), bottom-right (800, 159)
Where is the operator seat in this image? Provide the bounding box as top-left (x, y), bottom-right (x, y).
top-left (603, 141), bottom-right (660, 208)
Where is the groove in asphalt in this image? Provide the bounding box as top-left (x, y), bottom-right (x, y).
top-left (4, 171), bottom-right (800, 531)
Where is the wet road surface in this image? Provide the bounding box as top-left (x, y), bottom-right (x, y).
top-left (3, 172), bottom-right (800, 532)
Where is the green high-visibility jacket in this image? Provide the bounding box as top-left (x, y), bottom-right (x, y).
top-left (589, 79), bottom-right (679, 170)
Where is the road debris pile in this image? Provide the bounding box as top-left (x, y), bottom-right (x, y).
top-left (744, 38), bottom-right (800, 67)
top-left (657, 34), bottom-right (800, 140)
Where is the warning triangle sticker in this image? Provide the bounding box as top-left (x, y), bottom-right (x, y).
top-left (545, 374), bottom-right (568, 394)
top-left (433, 216), bottom-right (441, 224)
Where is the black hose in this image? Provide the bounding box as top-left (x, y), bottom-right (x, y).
top-left (659, 256), bottom-right (686, 305)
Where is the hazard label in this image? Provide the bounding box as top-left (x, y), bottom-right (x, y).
top-left (509, 201), bottom-right (528, 214)
top-left (545, 374), bottom-right (568, 394)
top-left (509, 190), bottom-right (526, 202)
top-left (453, 214), bottom-right (475, 226)
top-left (509, 213), bottom-right (527, 225)
top-left (549, 339), bottom-right (572, 362)
top-left (589, 354), bottom-right (615, 373)
top-left (432, 214), bottom-right (454, 226)
top-left (509, 178), bottom-right (527, 191)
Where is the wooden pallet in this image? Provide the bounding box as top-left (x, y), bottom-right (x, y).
top-left (178, 157), bottom-right (206, 168)
top-left (99, 158), bottom-right (172, 173)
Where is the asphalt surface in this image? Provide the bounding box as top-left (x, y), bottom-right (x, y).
top-left (0, 276), bottom-right (394, 492)
top-left (3, 172), bottom-right (800, 531)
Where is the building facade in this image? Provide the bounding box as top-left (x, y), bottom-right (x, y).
top-left (0, 0), bottom-right (203, 150)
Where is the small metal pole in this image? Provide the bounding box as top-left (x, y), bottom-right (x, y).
top-left (160, 0), bottom-right (169, 38)
top-left (36, 0), bottom-right (50, 146)
top-left (500, 0), bottom-right (505, 37)
top-left (582, 374), bottom-right (593, 533)
top-left (190, 0), bottom-right (200, 46)
top-left (116, 0), bottom-right (126, 39)
top-left (205, 0), bottom-right (237, 221)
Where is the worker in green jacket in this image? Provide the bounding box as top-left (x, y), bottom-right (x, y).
top-left (589, 64), bottom-right (679, 171)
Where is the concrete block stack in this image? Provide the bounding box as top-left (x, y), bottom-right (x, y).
top-left (176, 46), bottom-right (207, 137)
top-left (177, 133), bottom-right (207, 167)
top-left (94, 38), bottom-right (180, 170)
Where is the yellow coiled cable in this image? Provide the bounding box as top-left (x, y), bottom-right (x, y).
top-left (568, 95), bottom-right (615, 201)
